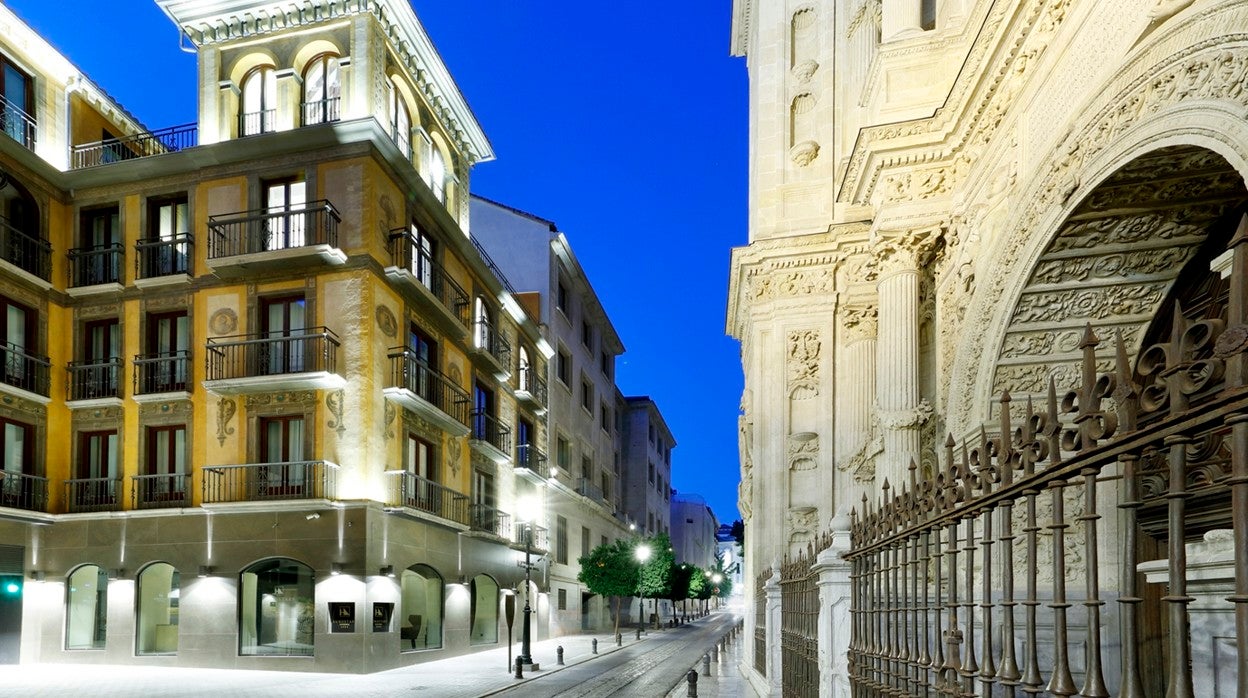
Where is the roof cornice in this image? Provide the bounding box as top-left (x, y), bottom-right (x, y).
top-left (729, 0), bottom-right (751, 57)
top-left (155, 0), bottom-right (493, 164)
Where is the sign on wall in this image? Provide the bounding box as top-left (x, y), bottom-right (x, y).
top-left (329, 602), bottom-right (356, 633)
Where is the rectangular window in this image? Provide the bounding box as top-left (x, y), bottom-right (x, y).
top-left (600, 473), bottom-right (610, 501)
top-left (556, 347), bottom-right (571, 386)
top-left (0, 54), bottom-right (34, 148)
top-left (0, 417), bottom-right (34, 509)
top-left (259, 415), bottom-right (306, 496)
top-left (143, 196), bottom-right (190, 277)
top-left (648, 424), bottom-right (655, 444)
top-left (648, 462), bottom-right (655, 484)
top-left (556, 515), bottom-right (568, 565)
top-left (0, 296), bottom-right (37, 393)
top-left (141, 311), bottom-right (189, 394)
top-left (556, 279), bottom-right (569, 315)
top-left (140, 425), bottom-right (186, 505)
top-left (581, 526), bottom-right (590, 558)
top-left (647, 511), bottom-right (654, 533)
top-left (601, 535), bottom-right (608, 549)
top-left (557, 588), bottom-right (567, 611)
top-left (263, 178), bottom-right (308, 249)
top-left (76, 206), bottom-right (121, 286)
top-left (260, 295), bottom-right (307, 375)
top-left (556, 436), bottom-right (570, 471)
top-left (600, 351), bottom-right (611, 378)
top-left (581, 320), bottom-right (592, 349)
top-left (406, 433), bottom-right (435, 481)
top-left (600, 402), bottom-right (610, 432)
top-left (580, 377), bottom-right (592, 412)
top-left (581, 455), bottom-right (592, 480)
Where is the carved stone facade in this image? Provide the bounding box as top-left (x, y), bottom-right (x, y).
top-left (729, 0), bottom-right (1248, 692)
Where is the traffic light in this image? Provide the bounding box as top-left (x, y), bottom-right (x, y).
top-left (0, 575), bottom-right (21, 598)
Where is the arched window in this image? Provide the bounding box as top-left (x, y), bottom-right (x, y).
top-left (518, 345), bottom-right (531, 393)
top-left (399, 564), bottom-right (443, 651)
top-left (474, 298), bottom-right (492, 351)
top-left (430, 147), bottom-right (447, 204)
top-left (302, 54), bottom-right (340, 125)
top-left (240, 66), bottom-right (276, 136)
top-left (136, 562), bottom-right (179, 655)
top-left (469, 574), bottom-right (499, 645)
top-left (0, 174), bottom-right (44, 280)
top-left (65, 564), bottom-right (107, 650)
top-left (388, 79), bottom-right (412, 158)
top-left (239, 558), bottom-right (314, 656)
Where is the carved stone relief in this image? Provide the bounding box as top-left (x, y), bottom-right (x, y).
top-left (376, 305), bottom-right (398, 338)
top-left (841, 305), bottom-right (878, 343)
top-left (786, 330), bottom-right (822, 399)
top-left (788, 432), bottom-right (818, 471)
top-left (216, 398), bottom-right (236, 446)
top-left (209, 308), bottom-right (238, 336)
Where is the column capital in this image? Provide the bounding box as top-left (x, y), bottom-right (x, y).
top-left (869, 225), bottom-right (945, 278)
top-left (841, 303), bottom-right (878, 343)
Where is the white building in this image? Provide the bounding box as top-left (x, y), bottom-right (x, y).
top-left (670, 493), bottom-right (719, 569)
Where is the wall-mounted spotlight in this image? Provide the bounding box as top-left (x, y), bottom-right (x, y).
top-left (28, 570), bottom-right (44, 582)
top-left (107, 568), bottom-right (124, 581)
top-left (305, 513), bottom-right (320, 520)
top-left (380, 565), bottom-right (395, 578)
top-left (198, 565), bottom-right (214, 578)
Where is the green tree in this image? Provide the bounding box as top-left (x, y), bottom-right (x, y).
top-left (669, 563), bottom-right (694, 620)
top-left (708, 552), bottom-right (734, 601)
top-left (577, 539), bottom-right (640, 636)
top-left (636, 533), bottom-right (674, 627)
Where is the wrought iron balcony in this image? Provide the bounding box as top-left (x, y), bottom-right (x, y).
top-left (0, 215), bottom-right (50, 282)
top-left (0, 342), bottom-right (50, 397)
top-left (134, 351), bottom-right (190, 396)
top-left (67, 358), bottom-right (122, 401)
top-left (391, 471), bottom-right (469, 525)
top-left (512, 522), bottom-right (549, 552)
top-left (515, 443), bottom-right (550, 481)
top-left (0, 95), bottom-right (35, 150)
top-left (136, 235), bottom-right (192, 280)
top-left (468, 503), bottom-right (511, 538)
top-left (391, 126), bottom-right (412, 160)
top-left (65, 477), bottom-right (122, 513)
top-left (0, 471), bottom-right (48, 512)
top-left (207, 200), bottom-right (341, 261)
top-left (70, 123), bottom-right (197, 169)
top-left (386, 228), bottom-right (469, 329)
top-left (302, 98), bottom-right (340, 126)
top-left (516, 366), bottom-right (548, 408)
top-left (205, 328), bottom-right (341, 392)
top-left (576, 477), bottom-right (611, 510)
top-left (132, 473), bottom-right (189, 510)
top-left (238, 109), bottom-right (276, 137)
top-left (384, 348), bottom-right (471, 436)
top-left (470, 409), bottom-right (511, 463)
top-left (472, 319), bottom-right (511, 373)
top-left (68, 243), bottom-right (123, 288)
top-left (203, 460), bottom-right (338, 504)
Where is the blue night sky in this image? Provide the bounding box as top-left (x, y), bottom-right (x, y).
top-left (9, 0), bottom-right (748, 524)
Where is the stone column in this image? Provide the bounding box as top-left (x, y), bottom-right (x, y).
top-left (765, 567), bottom-right (783, 696)
top-left (216, 81), bottom-right (239, 142)
top-left (814, 531), bottom-right (852, 698)
top-left (873, 231), bottom-right (933, 489)
top-left (837, 304), bottom-right (878, 509)
top-left (274, 68), bottom-right (300, 132)
top-left (882, 0), bottom-right (922, 41)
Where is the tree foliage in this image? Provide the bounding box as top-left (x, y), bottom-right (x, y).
top-left (577, 539), bottom-right (641, 635)
top-left (709, 551), bottom-right (734, 598)
top-left (636, 533), bottom-right (674, 600)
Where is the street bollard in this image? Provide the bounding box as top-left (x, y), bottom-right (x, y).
top-left (702, 653), bottom-right (712, 677)
top-left (592, 638), bottom-right (598, 655)
top-left (557, 646), bottom-right (564, 665)
top-left (686, 669), bottom-right (698, 697)
top-left (515, 656), bottom-right (524, 679)
top-left (636, 627), bottom-right (642, 641)
top-left (616, 633), bottom-right (622, 647)
top-left (712, 644), bottom-right (719, 663)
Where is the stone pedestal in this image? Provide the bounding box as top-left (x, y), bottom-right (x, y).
top-left (815, 532), bottom-right (852, 698)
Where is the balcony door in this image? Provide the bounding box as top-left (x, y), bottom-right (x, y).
top-left (0, 56), bottom-right (33, 147)
top-left (408, 324), bottom-right (438, 402)
top-left (0, 297), bottom-right (34, 391)
top-left (77, 430), bottom-right (118, 507)
top-left (410, 224), bottom-right (435, 289)
top-left (240, 66), bottom-right (275, 136)
top-left (264, 179), bottom-right (307, 250)
top-left (405, 433), bottom-right (438, 513)
top-left (144, 425), bottom-right (186, 503)
top-left (472, 469), bottom-right (495, 530)
top-left (146, 311), bottom-right (188, 392)
top-left (146, 198), bottom-right (189, 277)
top-left (260, 296), bottom-right (306, 375)
top-left (0, 418), bottom-right (32, 508)
top-left (517, 417), bottom-right (532, 467)
top-left (260, 415), bottom-right (305, 496)
top-left (473, 382), bottom-right (494, 442)
top-left (83, 319), bottom-right (120, 397)
top-left (80, 207), bottom-right (120, 286)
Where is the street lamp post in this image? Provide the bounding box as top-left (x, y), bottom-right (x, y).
top-left (634, 542), bottom-right (651, 637)
top-left (517, 496), bottom-right (538, 668)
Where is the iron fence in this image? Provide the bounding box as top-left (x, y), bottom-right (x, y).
top-left (67, 358), bottom-right (122, 400)
top-left (471, 409), bottom-right (512, 454)
top-left (387, 228), bottom-right (469, 325)
top-left (134, 351), bottom-right (190, 395)
top-left (0, 95), bottom-right (35, 150)
top-left (393, 470), bottom-right (469, 525)
top-left (469, 503), bottom-right (511, 538)
top-left (387, 348), bottom-right (470, 427)
top-left (0, 215), bottom-right (50, 280)
top-left (516, 444), bottom-right (550, 479)
top-left (0, 342), bottom-right (50, 396)
top-left (136, 234), bottom-right (192, 278)
top-left (755, 568), bottom-right (769, 677)
top-left (70, 122), bottom-right (197, 169)
top-left (301, 97), bottom-right (340, 126)
top-left (207, 200), bottom-right (340, 258)
top-left (65, 477), bottom-right (121, 513)
top-left (473, 318), bottom-right (512, 368)
top-left (202, 461), bottom-right (337, 503)
top-left (132, 473), bottom-right (188, 510)
top-left (781, 542), bottom-right (824, 697)
top-left (68, 243), bottom-right (123, 286)
top-left (0, 471), bottom-right (47, 512)
top-left (205, 328), bottom-right (339, 380)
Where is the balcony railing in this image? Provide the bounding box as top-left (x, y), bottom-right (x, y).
top-left (302, 98), bottom-right (340, 126)
top-left (391, 127), bottom-right (411, 160)
top-left (203, 460), bottom-right (338, 503)
top-left (0, 471), bottom-right (48, 512)
top-left (473, 319), bottom-right (511, 367)
top-left (65, 477), bottom-right (121, 513)
top-left (469, 503), bottom-right (511, 538)
top-left (67, 358), bottom-right (122, 401)
top-left (387, 349), bottom-right (470, 427)
top-left (0, 342), bottom-right (50, 397)
top-left (0, 95), bottom-right (36, 150)
top-left (393, 471), bottom-right (469, 525)
top-left (576, 477), bottom-right (605, 503)
top-left (238, 109), bottom-right (276, 137)
top-left (517, 366), bottom-right (548, 406)
top-left (136, 235), bottom-right (192, 279)
top-left (470, 409), bottom-right (511, 454)
top-left (68, 243), bottom-right (123, 287)
top-left (387, 228), bottom-right (469, 325)
top-left (132, 473), bottom-right (189, 510)
top-left (206, 328), bottom-right (339, 381)
top-left (513, 523), bottom-right (549, 552)
top-left (70, 122), bottom-right (197, 169)
top-left (208, 201), bottom-right (340, 258)
top-left (134, 351), bottom-right (190, 395)
top-left (0, 215), bottom-right (50, 281)
top-left (470, 236), bottom-right (519, 297)
top-left (515, 444), bottom-right (549, 479)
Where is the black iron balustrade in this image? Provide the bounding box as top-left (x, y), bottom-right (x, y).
top-left (0, 342), bottom-right (50, 396)
top-left (0, 95), bottom-right (36, 150)
top-left (302, 97), bottom-right (340, 125)
top-left (70, 122), bottom-right (197, 169)
top-left (0, 215), bottom-right (50, 281)
top-left (469, 503), bottom-right (511, 538)
top-left (514, 523), bottom-right (549, 552)
top-left (238, 109), bottom-right (276, 137)
top-left (202, 461), bottom-right (337, 503)
top-left (575, 477), bottom-right (605, 503)
top-left (780, 545), bottom-right (823, 698)
top-left (394, 471), bottom-right (469, 525)
top-left (387, 348), bottom-right (470, 427)
top-left (206, 327), bottom-right (339, 380)
top-left (473, 318), bottom-right (512, 367)
top-left (65, 477), bottom-right (121, 513)
top-left (67, 358), bottom-right (122, 401)
top-left (134, 351), bottom-right (190, 395)
top-left (392, 127), bottom-right (411, 160)
top-left (0, 471), bottom-right (48, 512)
top-left (470, 236), bottom-right (519, 296)
top-left (136, 234), bottom-right (193, 278)
top-left (517, 366), bottom-right (548, 405)
top-left (132, 473), bottom-right (188, 510)
top-left (387, 228), bottom-right (469, 325)
top-left (516, 444), bottom-right (550, 479)
top-left (470, 409), bottom-right (512, 454)
top-left (208, 201), bottom-right (340, 258)
top-left (68, 243), bottom-right (123, 287)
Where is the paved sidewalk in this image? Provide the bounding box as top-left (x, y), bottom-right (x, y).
top-left (663, 621), bottom-right (761, 698)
